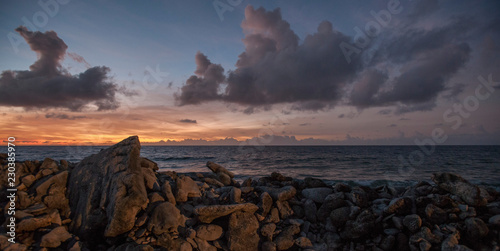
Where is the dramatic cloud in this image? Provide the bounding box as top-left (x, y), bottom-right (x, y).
top-left (176, 4), bottom-right (495, 114)
top-left (177, 6), bottom-right (361, 110)
top-left (179, 119), bottom-right (197, 124)
top-left (0, 26), bottom-right (124, 111)
top-left (45, 113), bottom-right (86, 120)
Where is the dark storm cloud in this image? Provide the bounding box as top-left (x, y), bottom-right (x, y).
top-left (177, 4), bottom-right (493, 114)
top-left (176, 6), bottom-right (362, 110)
top-left (45, 113), bottom-right (86, 120)
top-left (0, 26), bottom-right (124, 111)
top-left (179, 119), bottom-right (197, 124)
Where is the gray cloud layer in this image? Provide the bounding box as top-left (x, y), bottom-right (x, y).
top-left (177, 4), bottom-right (497, 114)
top-left (0, 26), bottom-right (123, 111)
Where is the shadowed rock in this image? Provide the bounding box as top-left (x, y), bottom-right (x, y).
top-left (68, 136), bottom-right (148, 240)
top-left (194, 203), bottom-right (259, 223)
top-left (432, 172), bottom-right (487, 206)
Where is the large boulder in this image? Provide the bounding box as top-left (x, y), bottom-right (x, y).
top-left (68, 136), bottom-right (149, 241)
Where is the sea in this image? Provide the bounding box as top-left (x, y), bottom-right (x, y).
top-left (12, 145), bottom-right (500, 188)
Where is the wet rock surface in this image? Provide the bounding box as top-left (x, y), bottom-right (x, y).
top-left (1, 136), bottom-right (500, 250)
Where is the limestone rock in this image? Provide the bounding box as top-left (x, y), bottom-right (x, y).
top-left (17, 209), bottom-right (61, 232)
top-left (147, 202), bottom-right (185, 236)
top-left (194, 203), bottom-right (259, 223)
top-left (257, 186), bottom-right (296, 201)
top-left (161, 182), bottom-right (176, 205)
top-left (40, 226), bottom-right (72, 248)
top-left (196, 224), bottom-right (223, 241)
top-left (68, 136), bottom-right (148, 240)
top-left (176, 176), bottom-right (201, 203)
top-left (228, 211), bottom-right (259, 251)
top-left (260, 223), bottom-right (276, 241)
top-left (260, 192), bottom-right (273, 216)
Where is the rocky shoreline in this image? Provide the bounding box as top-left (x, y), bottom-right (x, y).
top-left (1, 136), bottom-right (500, 250)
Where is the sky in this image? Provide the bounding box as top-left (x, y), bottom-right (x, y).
top-left (1, 0), bottom-right (499, 145)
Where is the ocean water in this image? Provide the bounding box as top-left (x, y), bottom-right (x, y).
top-left (11, 145), bottom-right (500, 187)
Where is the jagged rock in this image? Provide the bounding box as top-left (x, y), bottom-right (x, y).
top-left (260, 223), bottom-right (276, 241)
top-left (302, 187), bottom-right (333, 203)
top-left (142, 167), bottom-right (158, 190)
top-left (194, 203), bottom-right (259, 223)
top-left (432, 172), bottom-right (487, 206)
top-left (204, 177), bottom-right (224, 187)
top-left (147, 202), bottom-right (185, 236)
top-left (21, 174), bottom-right (36, 187)
top-left (260, 192), bottom-right (273, 216)
top-left (295, 236), bottom-right (313, 248)
top-left (274, 225), bottom-right (300, 250)
top-left (384, 197), bottom-right (412, 215)
top-left (207, 161), bottom-right (234, 186)
top-left (257, 186), bottom-right (296, 201)
top-left (17, 209), bottom-right (61, 232)
top-left (68, 136), bottom-right (148, 240)
top-left (228, 211), bottom-right (259, 251)
top-left (40, 226), bottom-right (72, 248)
top-left (161, 182), bottom-right (176, 205)
top-left (403, 214), bottom-right (422, 233)
top-left (148, 192), bottom-right (165, 204)
top-left (265, 208), bottom-right (281, 224)
top-left (465, 217), bottom-right (489, 240)
top-left (230, 187), bottom-right (241, 203)
top-left (196, 224), bottom-right (223, 241)
top-left (207, 161), bottom-right (235, 178)
top-left (425, 204), bottom-right (447, 224)
top-left (276, 200), bottom-right (293, 219)
top-left (176, 176), bottom-right (201, 202)
top-left (34, 170), bottom-right (68, 201)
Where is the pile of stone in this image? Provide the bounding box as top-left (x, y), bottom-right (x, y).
top-left (1, 136), bottom-right (499, 251)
